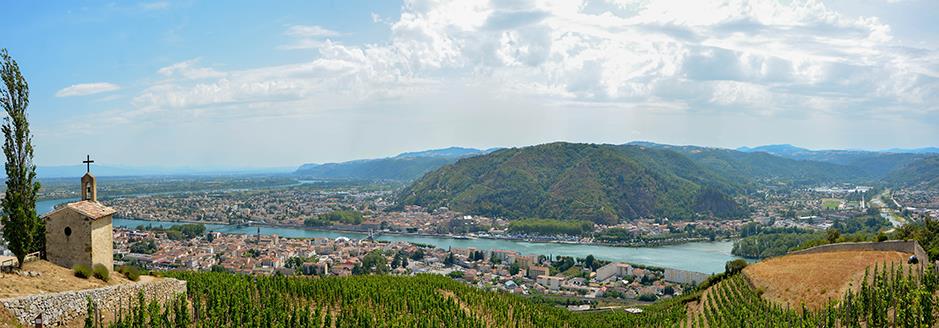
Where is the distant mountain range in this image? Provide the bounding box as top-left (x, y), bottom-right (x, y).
top-left (294, 147), bottom-right (499, 181)
top-left (734, 143), bottom-right (933, 178)
top-left (37, 165), bottom-right (294, 179)
top-left (398, 142), bottom-right (939, 223)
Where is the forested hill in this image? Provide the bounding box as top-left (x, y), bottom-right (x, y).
top-left (295, 147), bottom-right (493, 181)
top-left (884, 155), bottom-right (939, 190)
top-left (398, 143), bottom-right (746, 224)
top-left (629, 142), bottom-right (866, 184)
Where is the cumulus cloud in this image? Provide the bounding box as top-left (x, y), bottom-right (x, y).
top-left (55, 83), bottom-right (121, 97)
top-left (130, 0), bottom-right (939, 121)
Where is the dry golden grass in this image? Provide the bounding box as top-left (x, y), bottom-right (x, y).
top-left (0, 260), bottom-right (135, 299)
top-left (743, 250), bottom-right (909, 310)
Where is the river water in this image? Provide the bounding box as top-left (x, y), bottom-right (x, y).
top-left (38, 198), bottom-right (742, 274)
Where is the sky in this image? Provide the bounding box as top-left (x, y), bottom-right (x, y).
top-left (2, 0), bottom-right (938, 168)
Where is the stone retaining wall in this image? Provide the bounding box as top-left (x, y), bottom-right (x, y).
top-left (0, 278), bottom-right (187, 327)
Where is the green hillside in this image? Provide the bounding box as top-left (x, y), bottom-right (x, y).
top-left (885, 155), bottom-right (939, 190)
top-left (631, 142), bottom-right (867, 184)
top-left (399, 143), bottom-right (745, 224)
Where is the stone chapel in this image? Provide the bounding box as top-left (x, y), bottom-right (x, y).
top-left (43, 156), bottom-right (115, 270)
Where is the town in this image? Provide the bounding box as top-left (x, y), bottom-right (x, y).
top-left (113, 225), bottom-right (702, 310)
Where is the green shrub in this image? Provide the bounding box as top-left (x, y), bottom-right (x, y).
top-left (637, 293), bottom-right (658, 302)
top-left (724, 259), bottom-right (748, 275)
top-left (118, 265), bottom-right (142, 281)
top-left (73, 264), bottom-right (92, 279)
top-left (92, 263), bottom-right (110, 282)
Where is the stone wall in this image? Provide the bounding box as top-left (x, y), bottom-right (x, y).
top-left (663, 268), bottom-right (711, 285)
top-left (0, 278), bottom-right (186, 327)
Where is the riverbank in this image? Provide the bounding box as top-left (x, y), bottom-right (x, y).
top-left (112, 217), bottom-right (742, 274)
top-left (116, 216), bottom-right (731, 249)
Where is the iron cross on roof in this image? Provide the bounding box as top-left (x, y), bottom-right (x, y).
top-left (82, 155), bottom-right (94, 173)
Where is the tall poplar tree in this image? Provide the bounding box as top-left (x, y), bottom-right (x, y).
top-left (0, 49), bottom-right (42, 268)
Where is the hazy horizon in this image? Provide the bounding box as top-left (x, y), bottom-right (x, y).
top-left (4, 0), bottom-right (938, 167)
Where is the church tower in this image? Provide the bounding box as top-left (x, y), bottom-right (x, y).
top-left (81, 154), bottom-right (96, 202)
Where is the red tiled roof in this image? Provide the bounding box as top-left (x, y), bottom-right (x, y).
top-left (45, 200), bottom-right (116, 220)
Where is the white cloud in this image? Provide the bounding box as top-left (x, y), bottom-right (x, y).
top-left (285, 25), bottom-right (339, 38)
top-left (157, 59), bottom-right (226, 79)
top-left (281, 25), bottom-right (341, 50)
top-left (55, 83), bottom-right (121, 97)
top-left (127, 0), bottom-right (939, 123)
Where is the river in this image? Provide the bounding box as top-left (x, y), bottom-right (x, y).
top-left (38, 198), bottom-right (742, 274)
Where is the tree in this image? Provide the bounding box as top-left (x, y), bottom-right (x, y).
top-left (0, 49), bottom-right (41, 268)
top-left (725, 259), bottom-right (748, 275)
top-left (360, 250), bottom-right (389, 274)
top-left (391, 253), bottom-right (402, 269)
top-left (826, 228), bottom-right (841, 244)
top-left (509, 262), bottom-right (521, 275)
top-left (444, 252), bottom-right (455, 265)
top-left (584, 254), bottom-right (597, 271)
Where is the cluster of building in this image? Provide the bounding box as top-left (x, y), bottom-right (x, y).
top-left (109, 187), bottom-right (392, 226)
top-left (112, 227), bottom-right (694, 305)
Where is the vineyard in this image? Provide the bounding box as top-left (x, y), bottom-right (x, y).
top-left (688, 262), bottom-right (938, 327)
top-left (92, 272), bottom-right (690, 328)
top-left (92, 264), bottom-right (939, 327)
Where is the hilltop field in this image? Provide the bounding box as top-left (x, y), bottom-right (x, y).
top-left (742, 250), bottom-right (911, 310)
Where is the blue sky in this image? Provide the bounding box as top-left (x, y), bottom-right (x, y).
top-left (2, 0), bottom-right (937, 167)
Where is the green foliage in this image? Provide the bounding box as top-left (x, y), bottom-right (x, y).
top-left (0, 49), bottom-right (42, 269)
top-left (400, 142), bottom-right (745, 224)
top-left (733, 214), bottom-right (889, 258)
top-left (84, 297), bottom-right (95, 328)
top-left (508, 218), bottom-right (594, 236)
top-left (117, 265), bottom-right (143, 281)
top-left (354, 249), bottom-right (389, 275)
top-left (447, 270), bottom-right (463, 279)
top-left (637, 293), bottom-right (658, 302)
top-left (140, 223), bottom-right (207, 240)
top-left (656, 143), bottom-right (869, 185)
top-left (73, 264), bottom-right (92, 279)
top-left (724, 259), bottom-right (747, 275)
top-left (584, 254), bottom-right (598, 271)
top-left (304, 210), bottom-right (364, 227)
top-left (894, 218), bottom-right (939, 259)
top-left (92, 263), bottom-right (109, 281)
top-left (884, 155), bottom-right (939, 190)
top-left (732, 232), bottom-right (823, 258)
top-left (174, 223), bottom-right (207, 239)
top-left (101, 271), bottom-right (695, 327)
top-left (129, 239), bottom-right (158, 254)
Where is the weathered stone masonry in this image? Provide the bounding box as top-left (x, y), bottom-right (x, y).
top-left (0, 278), bottom-right (187, 327)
